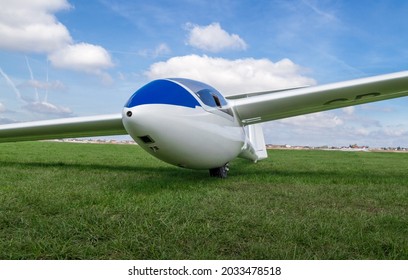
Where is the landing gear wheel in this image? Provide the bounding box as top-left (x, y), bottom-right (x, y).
top-left (209, 163), bottom-right (229, 178)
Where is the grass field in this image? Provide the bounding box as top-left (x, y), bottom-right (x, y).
top-left (0, 141), bottom-right (407, 260)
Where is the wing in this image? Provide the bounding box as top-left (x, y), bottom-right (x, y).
top-left (230, 71), bottom-right (408, 124)
top-left (0, 114), bottom-right (126, 143)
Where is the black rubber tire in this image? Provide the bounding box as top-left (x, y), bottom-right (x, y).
top-left (209, 165), bottom-right (228, 178)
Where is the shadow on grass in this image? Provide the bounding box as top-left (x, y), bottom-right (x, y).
top-left (0, 159), bottom-right (171, 173)
top-left (2, 158), bottom-right (406, 193)
top-left (0, 159), bottom-right (215, 192)
top-left (229, 161), bottom-right (408, 187)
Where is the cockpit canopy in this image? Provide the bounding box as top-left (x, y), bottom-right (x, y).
top-left (169, 78), bottom-right (228, 108)
top-left (125, 78), bottom-right (232, 116)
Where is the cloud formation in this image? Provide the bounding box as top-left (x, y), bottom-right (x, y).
top-left (138, 43), bottom-right (171, 58)
top-left (1, 63), bottom-right (73, 119)
top-left (0, 0), bottom-right (113, 74)
top-left (185, 22), bottom-right (247, 52)
top-left (23, 101), bottom-right (72, 117)
top-left (262, 106), bottom-right (408, 148)
top-left (48, 43), bottom-right (114, 73)
top-left (20, 79), bottom-right (66, 91)
top-left (146, 54), bottom-right (315, 94)
top-left (279, 112), bottom-right (344, 128)
top-left (0, 0), bottom-right (72, 53)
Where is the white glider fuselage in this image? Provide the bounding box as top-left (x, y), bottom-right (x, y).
top-left (122, 78), bottom-right (252, 169)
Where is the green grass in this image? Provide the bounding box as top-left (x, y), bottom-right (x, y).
top-left (0, 141), bottom-right (407, 259)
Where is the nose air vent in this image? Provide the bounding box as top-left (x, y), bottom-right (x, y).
top-left (138, 135), bottom-right (155, 144)
top-left (149, 146), bottom-right (159, 152)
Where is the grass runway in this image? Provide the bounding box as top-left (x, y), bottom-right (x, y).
top-left (0, 141), bottom-right (407, 259)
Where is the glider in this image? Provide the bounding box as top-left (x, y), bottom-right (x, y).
top-left (1, 71), bottom-right (408, 177)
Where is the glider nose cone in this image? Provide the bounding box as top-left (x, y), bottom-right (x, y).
top-left (121, 104), bottom-right (245, 170)
top-left (122, 105), bottom-right (152, 138)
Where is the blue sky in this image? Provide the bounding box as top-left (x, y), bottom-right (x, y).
top-left (1, 0), bottom-right (408, 147)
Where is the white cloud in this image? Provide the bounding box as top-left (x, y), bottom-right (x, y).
top-left (262, 108), bottom-right (408, 147)
top-left (383, 125), bottom-right (408, 137)
top-left (0, 102), bottom-right (5, 112)
top-left (146, 54), bottom-right (315, 94)
top-left (355, 127), bottom-right (370, 136)
top-left (0, 0), bottom-right (72, 53)
top-left (138, 43), bottom-right (171, 58)
top-left (1, 66), bottom-right (73, 117)
top-left (342, 106), bottom-right (355, 115)
top-left (279, 112), bottom-right (344, 128)
top-left (185, 22), bottom-right (247, 52)
top-left (48, 43), bottom-right (114, 74)
top-left (351, 125), bottom-right (408, 147)
top-left (19, 79), bottom-right (66, 91)
top-left (23, 101), bottom-right (72, 116)
top-left (0, 0), bottom-right (114, 76)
